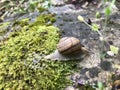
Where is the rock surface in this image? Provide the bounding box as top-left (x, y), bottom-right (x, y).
top-left (47, 2), bottom-right (120, 89)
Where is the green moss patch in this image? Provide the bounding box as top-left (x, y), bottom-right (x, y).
top-left (30, 14), bottom-right (56, 26)
top-left (0, 14), bottom-right (78, 90)
top-left (0, 22), bottom-right (10, 36)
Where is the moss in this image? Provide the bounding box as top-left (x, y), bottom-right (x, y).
top-left (37, 6), bottom-right (47, 12)
top-left (30, 14), bottom-right (56, 26)
top-left (13, 18), bottom-right (29, 27)
top-left (0, 14), bottom-right (78, 90)
top-left (0, 22), bottom-right (10, 36)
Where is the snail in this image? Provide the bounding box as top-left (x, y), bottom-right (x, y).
top-left (45, 37), bottom-right (89, 61)
top-left (57, 37), bottom-right (88, 55)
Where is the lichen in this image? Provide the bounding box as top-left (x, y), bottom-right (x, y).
top-left (0, 14), bottom-right (78, 90)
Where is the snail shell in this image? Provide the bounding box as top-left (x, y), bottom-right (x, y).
top-left (112, 80), bottom-right (120, 90)
top-left (57, 37), bottom-right (83, 55)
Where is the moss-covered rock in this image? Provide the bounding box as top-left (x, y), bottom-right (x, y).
top-left (0, 14), bottom-right (77, 90)
top-left (30, 14), bottom-right (56, 27)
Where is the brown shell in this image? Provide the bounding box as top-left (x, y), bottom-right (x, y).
top-left (57, 37), bottom-right (82, 55)
top-left (112, 80), bottom-right (120, 89)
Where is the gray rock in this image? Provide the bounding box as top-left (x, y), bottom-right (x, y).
top-left (115, 0), bottom-right (120, 10)
top-left (49, 4), bottom-right (76, 14)
top-left (51, 0), bottom-right (65, 6)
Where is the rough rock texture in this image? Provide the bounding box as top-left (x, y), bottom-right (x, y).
top-left (47, 2), bottom-right (120, 89)
top-left (51, 0), bottom-right (65, 6)
top-left (115, 0), bottom-right (120, 10)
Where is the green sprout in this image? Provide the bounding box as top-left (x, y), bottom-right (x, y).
top-left (104, 0), bottom-right (116, 31)
top-left (78, 0), bottom-right (119, 56)
top-left (97, 82), bottom-right (104, 90)
top-left (96, 11), bottom-right (101, 19)
top-left (110, 45), bottom-right (119, 54)
top-left (78, 15), bottom-right (102, 37)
